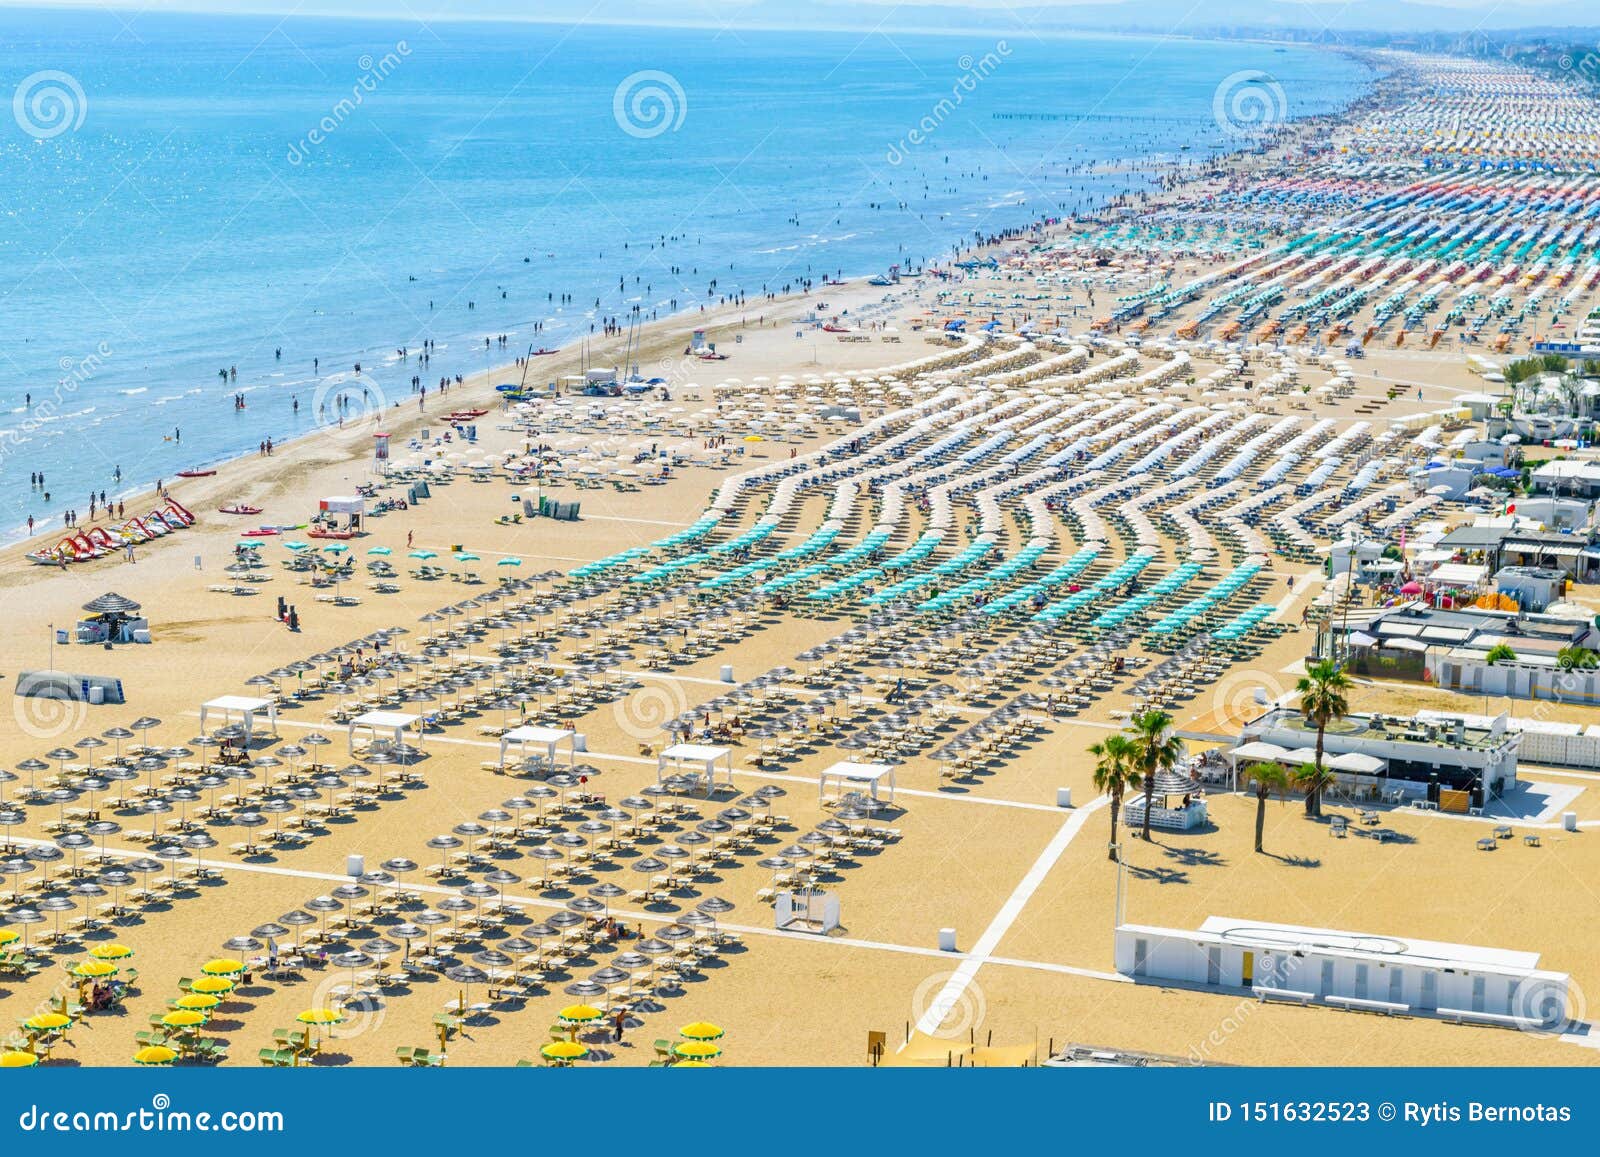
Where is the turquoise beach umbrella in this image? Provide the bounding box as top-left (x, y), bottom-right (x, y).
top-left (497, 557), bottom-right (522, 567)
top-left (323, 543), bottom-right (349, 554)
top-left (367, 546), bottom-right (392, 556)
top-left (454, 553), bottom-right (481, 562)
top-left (408, 550), bottom-right (437, 560)
top-left (283, 541), bottom-right (309, 551)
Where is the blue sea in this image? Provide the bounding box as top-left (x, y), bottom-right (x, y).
top-left (0, 9), bottom-right (1373, 540)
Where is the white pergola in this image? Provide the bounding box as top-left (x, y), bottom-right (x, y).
top-left (348, 710), bottom-right (422, 754)
top-left (199, 695), bottom-right (278, 744)
top-left (818, 760), bottom-right (897, 806)
top-left (657, 743), bottom-right (734, 797)
top-left (1225, 740), bottom-right (1290, 791)
top-left (499, 724), bottom-right (576, 770)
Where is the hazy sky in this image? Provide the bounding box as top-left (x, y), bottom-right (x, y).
top-left (0, 0), bottom-right (1588, 28)
top-left (0, 0), bottom-right (1582, 12)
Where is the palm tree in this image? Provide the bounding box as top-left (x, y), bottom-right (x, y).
top-left (1127, 709), bottom-right (1184, 841)
top-left (1089, 734), bottom-right (1141, 862)
top-left (1244, 761), bottom-right (1294, 853)
top-left (1294, 659), bottom-right (1352, 818)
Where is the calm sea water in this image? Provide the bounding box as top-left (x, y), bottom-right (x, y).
top-left (0, 10), bottom-right (1372, 540)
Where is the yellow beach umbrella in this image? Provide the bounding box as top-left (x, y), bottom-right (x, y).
top-left (540, 1040), bottom-right (588, 1062)
top-left (132, 1045), bottom-right (177, 1066)
top-left (174, 994), bottom-right (220, 1012)
top-left (0, 1051), bottom-right (39, 1067)
top-left (70, 960), bottom-right (118, 979)
top-left (200, 958), bottom-right (245, 976)
top-left (672, 1060), bottom-right (711, 1067)
top-left (88, 943), bottom-right (132, 961)
top-left (679, 1021), bottom-right (724, 1040)
top-left (296, 1008), bottom-right (346, 1026)
top-left (23, 1013), bottom-right (70, 1033)
top-left (0, 930), bottom-right (19, 948)
top-left (674, 1040), bottom-right (722, 1060)
top-left (189, 976), bottom-right (235, 995)
top-left (557, 1004), bottom-right (603, 1024)
top-left (161, 1010), bottom-right (207, 1029)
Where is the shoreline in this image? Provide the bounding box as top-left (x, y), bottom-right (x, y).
top-left (0, 38), bottom-right (1377, 550)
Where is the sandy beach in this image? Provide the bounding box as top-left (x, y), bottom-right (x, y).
top-left (5, 45), bottom-right (1600, 1071)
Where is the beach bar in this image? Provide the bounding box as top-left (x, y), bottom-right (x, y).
top-left (1115, 917), bottom-right (1572, 1030)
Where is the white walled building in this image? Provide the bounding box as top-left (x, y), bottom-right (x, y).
top-left (1115, 917), bottom-right (1571, 1029)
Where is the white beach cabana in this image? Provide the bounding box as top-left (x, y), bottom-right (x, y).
top-left (657, 743), bottom-right (734, 797)
top-left (348, 710), bottom-right (422, 754)
top-left (499, 724), bottom-right (576, 770)
top-left (818, 760), bottom-right (897, 807)
top-left (199, 695), bottom-right (278, 744)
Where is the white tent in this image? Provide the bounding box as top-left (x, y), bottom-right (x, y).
top-left (348, 710), bottom-right (421, 754)
top-left (199, 695), bottom-right (277, 743)
top-left (499, 724), bottom-right (576, 770)
top-left (657, 743), bottom-right (734, 797)
top-left (818, 760), bottom-right (897, 806)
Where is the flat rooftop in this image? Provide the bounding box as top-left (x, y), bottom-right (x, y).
top-left (1189, 916), bottom-right (1542, 973)
top-left (1254, 708), bottom-right (1508, 753)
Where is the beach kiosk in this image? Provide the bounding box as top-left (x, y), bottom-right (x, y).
top-left (499, 724), bottom-right (576, 771)
top-left (199, 695), bottom-right (278, 744)
top-left (657, 743), bottom-right (734, 797)
top-left (347, 710), bottom-right (422, 757)
top-left (311, 495), bottom-right (365, 539)
top-left (818, 760), bottom-right (897, 809)
top-left (1123, 766), bottom-right (1208, 832)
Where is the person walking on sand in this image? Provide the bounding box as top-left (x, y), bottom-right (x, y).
top-left (611, 1008), bottom-right (626, 1043)
top-left (407, 530), bottom-right (413, 549)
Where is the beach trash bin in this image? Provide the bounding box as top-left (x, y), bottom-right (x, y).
top-left (346, 854), bottom-right (364, 878)
top-left (720, 664), bottom-right (734, 683)
top-left (1057, 787), bottom-right (1073, 808)
top-left (87, 685), bottom-right (105, 706)
top-left (937, 928), bottom-right (957, 952)
top-left (573, 733), bottom-right (587, 753)
top-left (55, 628), bottom-right (69, 645)
top-left (1565, 812), bottom-right (1578, 832)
